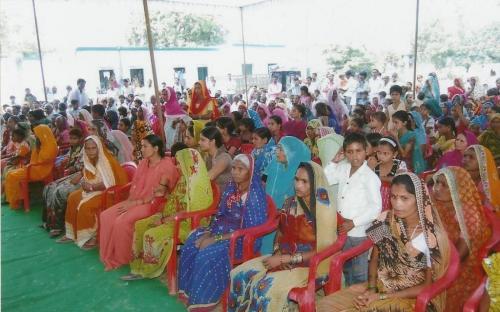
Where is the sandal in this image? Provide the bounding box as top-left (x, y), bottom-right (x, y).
top-left (49, 229), bottom-right (63, 238)
top-left (120, 273), bottom-right (144, 281)
top-left (81, 239), bottom-right (97, 251)
top-left (56, 236), bottom-right (73, 244)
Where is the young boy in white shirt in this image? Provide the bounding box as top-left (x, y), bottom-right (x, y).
top-left (324, 132), bottom-right (382, 285)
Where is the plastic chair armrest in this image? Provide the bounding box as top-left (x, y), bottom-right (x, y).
top-left (242, 217), bottom-right (280, 261)
top-left (326, 239), bottom-right (374, 293)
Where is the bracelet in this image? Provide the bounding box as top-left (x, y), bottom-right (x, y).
top-left (213, 234), bottom-right (223, 242)
top-left (379, 293), bottom-right (387, 300)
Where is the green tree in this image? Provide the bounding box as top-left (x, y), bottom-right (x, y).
top-left (323, 45), bottom-right (375, 73)
top-left (129, 11), bottom-right (226, 48)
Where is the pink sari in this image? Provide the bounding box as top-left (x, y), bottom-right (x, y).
top-left (99, 157), bottom-right (179, 270)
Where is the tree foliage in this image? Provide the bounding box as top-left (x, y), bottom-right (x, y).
top-left (416, 20), bottom-right (500, 71)
top-left (129, 11), bottom-right (226, 48)
top-left (323, 45), bottom-right (375, 73)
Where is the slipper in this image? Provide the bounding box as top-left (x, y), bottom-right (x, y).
top-left (56, 236), bottom-right (73, 244)
top-left (81, 242), bottom-right (97, 251)
top-left (49, 229), bottom-right (63, 238)
top-left (120, 274), bottom-right (144, 281)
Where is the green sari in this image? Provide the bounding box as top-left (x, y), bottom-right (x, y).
top-left (130, 148), bottom-right (213, 278)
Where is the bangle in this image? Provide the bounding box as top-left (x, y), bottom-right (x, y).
top-left (213, 234), bottom-right (223, 242)
top-left (379, 293), bottom-right (387, 300)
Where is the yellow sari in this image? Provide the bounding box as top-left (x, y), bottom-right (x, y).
top-left (64, 135), bottom-right (127, 248)
top-left (5, 124), bottom-right (57, 209)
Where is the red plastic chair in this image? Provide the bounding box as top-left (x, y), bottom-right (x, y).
top-left (287, 214), bottom-right (346, 311)
top-left (221, 195), bottom-right (280, 311)
top-left (100, 162), bottom-right (138, 208)
top-left (463, 208), bottom-right (500, 312)
top-left (240, 144), bottom-right (254, 155)
top-left (19, 156), bottom-right (58, 212)
top-left (151, 180), bottom-right (221, 295)
top-left (415, 240), bottom-right (460, 312)
top-left (287, 232), bottom-right (347, 312)
top-left (325, 238), bottom-right (460, 312)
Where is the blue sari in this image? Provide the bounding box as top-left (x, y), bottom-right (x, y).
top-left (252, 141), bottom-right (276, 179)
top-left (422, 75), bottom-right (443, 118)
top-left (410, 111), bottom-right (427, 147)
top-left (400, 130), bottom-right (426, 174)
top-left (178, 155), bottom-right (268, 311)
top-left (247, 109), bottom-right (264, 129)
top-left (262, 136), bottom-right (310, 253)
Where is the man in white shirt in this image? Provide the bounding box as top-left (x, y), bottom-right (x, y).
top-left (267, 76), bottom-right (282, 101)
top-left (224, 73), bottom-right (237, 103)
top-left (355, 71), bottom-right (371, 106)
top-left (344, 70), bottom-right (358, 111)
top-left (324, 132), bottom-right (382, 286)
top-left (120, 79), bottom-right (134, 97)
top-left (173, 78), bottom-right (183, 94)
top-left (368, 69), bottom-right (384, 99)
top-left (208, 76), bottom-right (218, 96)
top-left (309, 73), bottom-right (321, 93)
top-left (69, 78), bottom-right (89, 108)
top-left (287, 77), bottom-right (301, 96)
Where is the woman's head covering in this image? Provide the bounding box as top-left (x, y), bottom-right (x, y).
top-left (162, 87), bottom-right (185, 115)
top-left (83, 135), bottom-right (116, 188)
top-left (256, 103), bottom-right (271, 125)
top-left (433, 166), bottom-right (490, 255)
top-left (299, 161), bottom-right (337, 274)
top-left (271, 107), bottom-right (289, 123)
top-left (247, 109), bottom-right (264, 129)
top-left (32, 124), bottom-right (58, 162)
top-left (317, 126), bottom-right (335, 138)
top-left (110, 130), bottom-right (134, 163)
top-left (265, 136), bottom-right (311, 208)
top-left (468, 145), bottom-right (500, 211)
top-left (233, 153), bottom-right (251, 168)
top-left (176, 148), bottom-right (213, 212)
top-left (326, 89), bottom-right (349, 122)
top-left (435, 130), bottom-right (478, 169)
top-left (409, 111), bottom-right (427, 146)
top-left (91, 119), bottom-right (119, 157)
top-left (307, 119), bottom-right (322, 130)
top-left (317, 133), bottom-right (344, 168)
top-left (188, 80), bottom-right (217, 117)
top-left (79, 109), bottom-right (93, 124)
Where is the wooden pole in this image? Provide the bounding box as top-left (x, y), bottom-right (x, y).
top-left (142, 0), bottom-right (165, 142)
top-left (240, 7), bottom-right (249, 104)
top-left (31, 0), bottom-right (48, 103)
top-left (412, 0), bottom-right (420, 98)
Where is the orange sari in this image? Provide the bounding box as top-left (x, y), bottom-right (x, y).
top-left (64, 136), bottom-right (127, 248)
top-left (433, 166), bottom-right (491, 311)
top-left (5, 125), bottom-right (57, 209)
top-left (187, 80), bottom-right (219, 120)
top-left (469, 145), bottom-right (500, 214)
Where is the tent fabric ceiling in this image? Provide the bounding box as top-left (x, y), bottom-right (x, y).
top-left (157, 0), bottom-right (271, 8)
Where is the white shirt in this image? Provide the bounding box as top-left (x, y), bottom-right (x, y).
top-left (69, 88), bottom-right (89, 107)
top-left (309, 81), bottom-right (321, 93)
top-left (225, 79), bottom-right (237, 95)
top-left (267, 82), bottom-right (282, 100)
top-left (369, 77), bottom-right (384, 98)
top-left (324, 160), bottom-right (382, 237)
top-left (345, 77), bottom-right (358, 98)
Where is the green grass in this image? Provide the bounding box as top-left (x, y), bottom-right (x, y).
top-left (1, 194), bottom-right (186, 312)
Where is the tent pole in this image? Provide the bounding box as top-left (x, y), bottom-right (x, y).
top-left (31, 0), bottom-right (48, 103)
top-left (240, 6), bottom-right (249, 104)
top-left (412, 0), bottom-right (420, 98)
top-left (142, 0), bottom-right (165, 142)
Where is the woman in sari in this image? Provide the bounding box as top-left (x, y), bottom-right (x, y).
top-left (283, 104), bottom-right (307, 140)
top-left (122, 148), bottom-right (213, 280)
top-left (41, 127), bottom-right (84, 237)
top-left (164, 87), bottom-right (188, 150)
top-left (447, 78), bottom-right (465, 100)
top-left (188, 80), bottom-right (219, 121)
top-left (318, 172), bottom-right (450, 312)
top-left (326, 88), bottom-right (349, 127)
top-left (421, 74), bottom-right (443, 117)
top-left (435, 130), bottom-right (477, 169)
top-left (131, 106), bottom-right (154, 162)
top-left (5, 124), bottom-right (58, 209)
top-left (304, 119), bottom-right (322, 158)
top-left (88, 119), bottom-right (119, 158)
top-left (100, 134), bottom-right (179, 270)
top-left (256, 103), bottom-right (271, 126)
top-left (53, 115), bottom-right (70, 147)
top-left (251, 127), bottom-right (275, 179)
top-left (392, 111), bottom-right (426, 174)
top-left (229, 161), bottom-right (337, 311)
top-left (316, 102), bottom-right (341, 134)
top-left (463, 145), bottom-right (500, 213)
top-left (432, 166), bottom-right (491, 311)
top-left (478, 113), bottom-right (500, 163)
top-left (57, 135), bottom-right (128, 249)
top-left (200, 127), bottom-right (233, 191)
top-left (184, 120), bottom-right (204, 150)
top-left (178, 154), bottom-right (268, 311)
